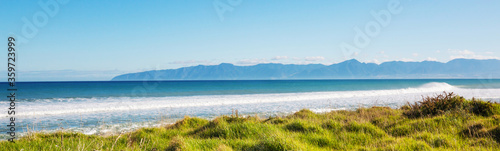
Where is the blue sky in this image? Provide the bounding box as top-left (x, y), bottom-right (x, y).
top-left (1, 0), bottom-right (499, 81)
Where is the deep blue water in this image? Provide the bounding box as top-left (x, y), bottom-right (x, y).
top-left (5, 79), bottom-right (500, 100)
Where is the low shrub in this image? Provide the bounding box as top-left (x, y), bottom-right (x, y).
top-left (467, 98), bottom-right (497, 117)
top-left (402, 92), bottom-right (499, 118)
top-left (402, 92), bottom-right (465, 118)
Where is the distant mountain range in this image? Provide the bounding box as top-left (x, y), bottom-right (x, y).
top-left (111, 59), bottom-right (500, 80)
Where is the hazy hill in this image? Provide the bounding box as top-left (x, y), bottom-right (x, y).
top-left (111, 59), bottom-right (500, 80)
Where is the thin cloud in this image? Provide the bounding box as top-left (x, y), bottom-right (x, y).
top-left (304, 56), bottom-right (325, 61)
top-left (397, 58), bottom-right (415, 62)
top-left (15, 70), bottom-right (130, 81)
top-left (426, 57), bottom-right (438, 61)
top-left (449, 49), bottom-right (499, 60)
top-left (271, 56), bottom-right (289, 60)
top-left (365, 59), bottom-right (381, 64)
top-left (169, 60), bottom-right (212, 65)
top-left (236, 58), bottom-right (271, 65)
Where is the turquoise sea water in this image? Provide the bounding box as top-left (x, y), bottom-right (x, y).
top-left (2, 79), bottom-right (500, 138)
top-left (11, 79), bottom-right (500, 99)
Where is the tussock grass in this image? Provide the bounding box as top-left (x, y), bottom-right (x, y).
top-left (2, 93), bottom-right (500, 150)
top-left (403, 92), bottom-right (500, 118)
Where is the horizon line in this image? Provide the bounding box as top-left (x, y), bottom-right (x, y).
top-left (5, 78), bottom-right (500, 83)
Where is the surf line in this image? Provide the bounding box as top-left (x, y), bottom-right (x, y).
top-left (7, 37), bottom-right (17, 142)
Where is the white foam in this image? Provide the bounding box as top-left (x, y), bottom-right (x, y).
top-left (13, 82), bottom-right (491, 117)
top-left (310, 108), bottom-right (347, 113)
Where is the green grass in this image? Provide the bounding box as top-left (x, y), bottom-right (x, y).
top-left (2, 93), bottom-right (500, 150)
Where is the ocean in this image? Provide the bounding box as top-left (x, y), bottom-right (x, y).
top-left (2, 79), bottom-right (500, 139)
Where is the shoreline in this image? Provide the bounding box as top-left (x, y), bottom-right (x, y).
top-left (2, 93), bottom-right (500, 150)
top-left (0, 109), bottom-right (333, 140)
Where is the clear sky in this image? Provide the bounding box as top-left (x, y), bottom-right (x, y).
top-left (1, 0), bottom-right (499, 81)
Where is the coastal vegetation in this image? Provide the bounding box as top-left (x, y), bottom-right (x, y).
top-left (2, 92), bottom-right (500, 150)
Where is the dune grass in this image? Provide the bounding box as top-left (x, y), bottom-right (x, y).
top-left (2, 92), bottom-right (500, 150)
